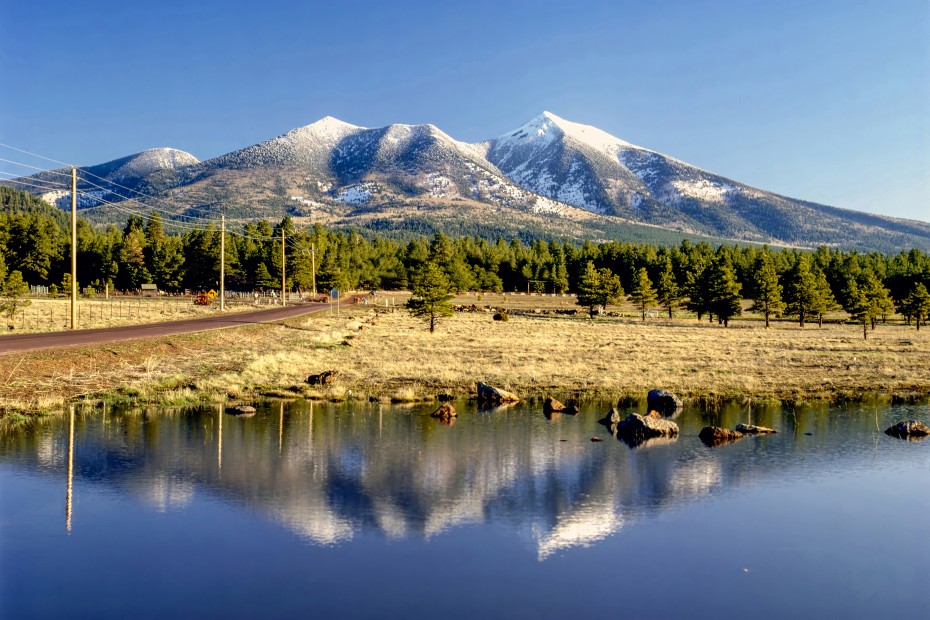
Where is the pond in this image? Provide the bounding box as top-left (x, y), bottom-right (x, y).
top-left (1, 399), bottom-right (928, 619)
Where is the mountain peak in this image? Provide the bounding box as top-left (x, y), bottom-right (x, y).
top-left (308, 116), bottom-right (363, 131)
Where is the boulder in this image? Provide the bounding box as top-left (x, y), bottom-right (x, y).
top-left (616, 412), bottom-right (680, 445)
top-left (735, 423), bottom-right (777, 434)
top-left (430, 403), bottom-right (457, 419)
top-left (307, 370), bottom-right (339, 386)
top-left (226, 405), bottom-right (256, 416)
top-left (543, 397), bottom-right (566, 413)
top-left (646, 389), bottom-right (683, 416)
top-left (884, 420), bottom-right (930, 439)
top-left (562, 399), bottom-right (580, 415)
top-left (476, 382), bottom-right (520, 404)
top-left (699, 426), bottom-right (744, 446)
top-left (598, 407), bottom-right (623, 426)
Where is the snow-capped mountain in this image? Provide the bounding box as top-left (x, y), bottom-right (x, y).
top-left (7, 113), bottom-right (930, 251)
top-left (486, 112), bottom-right (930, 247)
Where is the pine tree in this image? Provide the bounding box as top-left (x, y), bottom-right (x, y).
top-left (900, 282), bottom-right (930, 330)
top-left (630, 267), bottom-right (658, 320)
top-left (707, 255), bottom-right (742, 327)
top-left (844, 279), bottom-right (874, 340)
top-left (406, 262), bottom-right (454, 333)
top-left (656, 258), bottom-right (680, 319)
top-left (575, 262), bottom-right (623, 318)
top-left (860, 271), bottom-right (895, 330)
top-left (0, 270), bottom-right (31, 320)
top-left (812, 269), bottom-right (837, 327)
top-left (684, 260), bottom-right (710, 321)
top-left (785, 255), bottom-right (818, 327)
top-left (749, 252), bottom-right (784, 328)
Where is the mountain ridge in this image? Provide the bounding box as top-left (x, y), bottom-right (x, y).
top-left (6, 112), bottom-right (929, 253)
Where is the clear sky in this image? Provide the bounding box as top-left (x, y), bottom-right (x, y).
top-left (1, 0), bottom-right (927, 221)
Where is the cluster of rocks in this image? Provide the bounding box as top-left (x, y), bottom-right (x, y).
top-left (698, 423), bottom-right (777, 447)
top-left (884, 420), bottom-right (930, 439)
top-left (598, 405), bottom-right (680, 447)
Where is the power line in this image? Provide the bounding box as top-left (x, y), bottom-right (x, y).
top-left (0, 142), bottom-right (71, 167)
top-left (0, 172), bottom-right (69, 192)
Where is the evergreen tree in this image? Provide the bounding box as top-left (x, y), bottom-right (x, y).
top-left (0, 270), bottom-right (30, 320)
top-left (749, 252), bottom-right (784, 328)
top-left (406, 262), bottom-right (454, 333)
top-left (900, 282), bottom-right (930, 330)
top-left (684, 260), bottom-right (710, 321)
top-left (785, 255), bottom-right (819, 327)
top-left (706, 255), bottom-right (742, 327)
top-left (253, 263), bottom-right (277, 291)
top-left (656, 258), bottom-right (680, 319)
top-left (844, 279), bottom-right (874, 340)
top-left (812, 269), bottom-right (837, 327)
top-left (630, 267), bottom-right (658, 320)
top-left (575, 262), bottom-right (624, 318)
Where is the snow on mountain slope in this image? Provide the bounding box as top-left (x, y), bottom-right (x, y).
top-left (112, 148), bottom-right (200, 180)
top-left (8, 111), bottom-right (929, 252)
top-left (203, 116), bottom-right (365, 172)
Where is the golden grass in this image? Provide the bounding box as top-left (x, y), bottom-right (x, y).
top-left (1, 300), bottom-right (928, 415)
top-left (0, 297), bottom-right (260, 333)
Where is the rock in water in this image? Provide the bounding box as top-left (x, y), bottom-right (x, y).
top-left (884, 420), bottom-right (930, 439)
top-left (563, 399), bottom-right (580, 415)
top-left (476, 382), bottom-right (521, 404)
top-left (699, 426), bottom-right (743, 446)
top-left (430, 403), bottom-right (457, 419)
top-left (735, 423), bottom-right (777, 434)
top-left (598, 407), bottom-right (622, 426)
top-left (616, 412), bottom-right (679, 445)
top-left (226, 405), bottom-right (257, 416)
top-left (544, 397), bottom-right (566, 413)
top-left (646, 389), bottom-right (683, 416)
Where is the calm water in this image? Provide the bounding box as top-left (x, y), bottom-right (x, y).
top-left (1, 400), bottom-right (928, 619)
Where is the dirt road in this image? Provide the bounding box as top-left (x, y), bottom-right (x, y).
top-left (0, 302), bottom-right (328, 354)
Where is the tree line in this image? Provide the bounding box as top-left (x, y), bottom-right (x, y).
top-left (1, 186), bottom-right (929, 331)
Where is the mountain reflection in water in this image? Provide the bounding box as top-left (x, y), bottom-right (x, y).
top-left (4, 399), bottom-right (927, 563)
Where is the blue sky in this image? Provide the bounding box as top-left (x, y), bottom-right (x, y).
top-left (1, 0), bottom-right (927, 221)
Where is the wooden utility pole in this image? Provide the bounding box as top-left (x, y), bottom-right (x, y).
top-left (70, 167), bottom-right (77, 330)
top-left (281, 229), bottom-right (286, 307)
top-left (311, 242), bottom-right (316, 297)
top-left (220, 215), bottom-right (225, 312)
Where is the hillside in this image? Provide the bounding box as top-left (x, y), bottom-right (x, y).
top-left (4, 113), bottom-right (929, 252)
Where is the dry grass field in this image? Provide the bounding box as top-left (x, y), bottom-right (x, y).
top-left (1, 293), bottom-right (928, 415)
top-left (0, 296), bottom-right (262, 333)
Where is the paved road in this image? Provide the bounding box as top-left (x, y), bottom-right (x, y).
top-left (0, 302), bottom-right (329, 354)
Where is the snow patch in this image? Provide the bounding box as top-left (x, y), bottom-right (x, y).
top-left (671, 179), bottom-right (734, 203)
top-left (335, 184), bottom-right (374, 205)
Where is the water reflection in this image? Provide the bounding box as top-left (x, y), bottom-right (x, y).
top-left (2, 399), bottom-right (927, 560)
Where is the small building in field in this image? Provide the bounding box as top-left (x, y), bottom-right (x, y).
top-left (140, 283), bottom-right (159, 297)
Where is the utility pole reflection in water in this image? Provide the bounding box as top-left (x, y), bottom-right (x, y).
top-left (278, 402), bottom-right (284, 456)
top-left (65, 405), bottom-right (74, 532)
top-left (217, 405), bottom-right (223, 475)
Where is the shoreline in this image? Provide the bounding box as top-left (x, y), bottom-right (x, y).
top-left (2, 303), bottom-right (929, 422)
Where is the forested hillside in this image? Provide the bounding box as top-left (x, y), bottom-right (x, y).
top-left (2, 187), bottom-right (929, 327)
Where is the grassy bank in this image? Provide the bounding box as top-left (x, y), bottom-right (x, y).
top-left (1, 295), bottom-right (928, 417)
